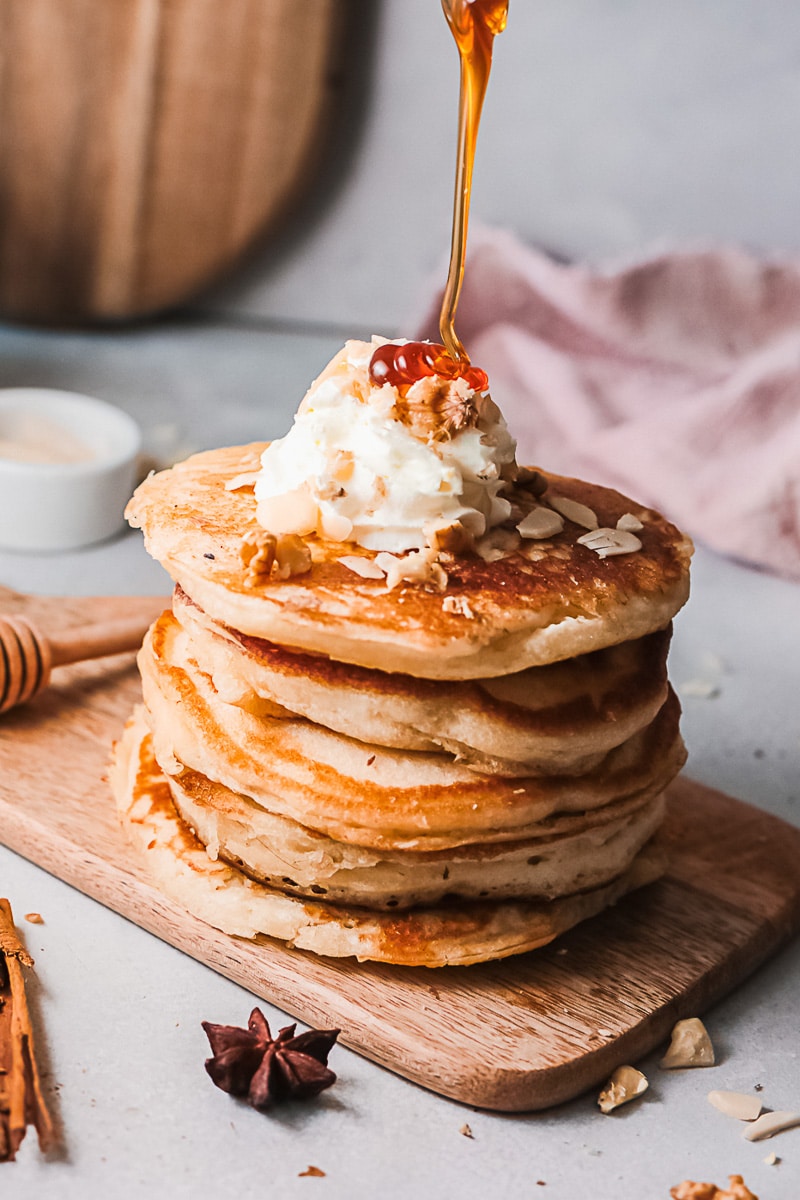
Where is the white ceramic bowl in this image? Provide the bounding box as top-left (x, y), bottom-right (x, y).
top-left (0, 388), bottom-right (142, 551)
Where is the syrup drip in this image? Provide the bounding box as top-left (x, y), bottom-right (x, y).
top-left (439, 0), bottom-right (508, 364)
top-left (369, 340), bottom-right (488, 393)
top-left (368, 2), bottom-right (506, 398)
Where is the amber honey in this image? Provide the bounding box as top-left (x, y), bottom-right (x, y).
top-left (368, 1), bottom-right (507, 395)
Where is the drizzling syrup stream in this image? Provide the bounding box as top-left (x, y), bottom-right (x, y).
top-left (369, 0), bottom-right (508, 395)
top-left (439, 0), bottom-right (509, 363)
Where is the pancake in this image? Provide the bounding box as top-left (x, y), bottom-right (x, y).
top-left (166, 753), bottom-right (666, 909)
top-left (139, 610), bottom-right (686, 851)
top-left (173, 585), bottom-right (672, 776)
top-left (126, 444), bottom-right (692, 679)
top-left (110, 711), bottom-right (668, 967)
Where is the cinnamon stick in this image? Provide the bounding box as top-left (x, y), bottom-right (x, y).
top-left (0, 900), bottom-right (54, 1161)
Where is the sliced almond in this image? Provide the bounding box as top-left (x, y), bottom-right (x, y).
top-left (576, 528), bottom-right (643, 558)
top-left (224, 471), bottom-right (259, 492)
top-left (743, 1110), bottom-right (800, 1141)
top-left (707, 1090), bottom-right (762, 1121)
top-left (256, 486), bottom-right (318, 536)
top-left (617, 512), bottom-right (644, 532)
top-left (320, 509), bottom-right (354, 542)
top-left (763, 1151), bottom-right (780, 1165)
top-left (517, 506), bottom-right (564, 540)
top-left (548, 495), bottom-right (598, 529)
top-left (442, 595), bottom-right (475, 619)
top-left (660, 1018), bottom-right (715, 1069)
top-left (338, 555), bottom-right (386, 580)
top-left (597, 1065), bottom-right (648, 1113)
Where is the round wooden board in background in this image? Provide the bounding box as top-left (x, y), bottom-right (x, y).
top-left (0, 0), bottom-right (351, 324)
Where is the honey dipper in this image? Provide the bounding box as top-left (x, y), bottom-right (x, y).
top-left (0, 597), bottom-right (167, 714)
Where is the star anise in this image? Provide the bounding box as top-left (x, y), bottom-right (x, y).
top-left (202, 1008), bottom-right (339, 1111)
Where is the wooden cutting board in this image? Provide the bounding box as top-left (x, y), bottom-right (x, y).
top-left (1, 587), bottom-right (799, 1113)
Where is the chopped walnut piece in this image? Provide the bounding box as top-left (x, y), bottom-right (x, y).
top-left (376, 548), bottom-right (448, 592)
top-left (240, 530), bottom-right (311, 586)
top-left (241, 529), bottom-right (276, 586)
top-left (394, 376), bottom-right (477, 441)
top-left (597, 1065), bottom-right (648, 1113)
top-left (460, 1123), bottom-right (474, 1139)
top-left (273, 534), bottom-right (312, 580)
top-left (660, 1018), bottom-right (715, 1069)
top-left (670, 1175), bottom-right (758, 1200)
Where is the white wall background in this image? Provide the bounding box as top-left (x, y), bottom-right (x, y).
top-left (199, 0), bottom-right (800, 335)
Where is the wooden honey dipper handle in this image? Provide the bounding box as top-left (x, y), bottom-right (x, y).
top-left (48, 609), bottom-right (164, 667)
top-left (0, 596), bottom-right (167, 715)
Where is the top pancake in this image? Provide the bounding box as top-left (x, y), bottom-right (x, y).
top-left (127, 443), bottom-right (692, 679)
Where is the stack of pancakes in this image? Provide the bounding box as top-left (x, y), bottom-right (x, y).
top-left (111, 446), bottom-right (691, 967)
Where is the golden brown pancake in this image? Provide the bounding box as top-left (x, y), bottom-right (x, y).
top-left (173, 585), bottom-right (672, 776)
top-left (110, 711), bottom-right (667, 967)
top-left (139, 610), bottom-right (686, 852)
top-left (166, 757), bottom-right (666, 909)
top-left (126, 444), bottom-right (692, 679)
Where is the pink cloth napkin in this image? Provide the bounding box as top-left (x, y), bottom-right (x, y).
top-left (417, 229), bottom-right (800, 581)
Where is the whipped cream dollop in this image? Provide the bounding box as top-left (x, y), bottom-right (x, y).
top-left (254, 337), bottom-right (517, 553)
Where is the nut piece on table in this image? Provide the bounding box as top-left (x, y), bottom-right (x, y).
top-left (597, 1065), bottom-right (649, 1113)
top-left (660, 1018), bottom-right (715, 1069)
top-left (707, 1090), bottom-right (762, 1122)
top-left (742, 1109), bottom-right (800, 1142)
top-left (670, 1175), bottom-right (758, 1200)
